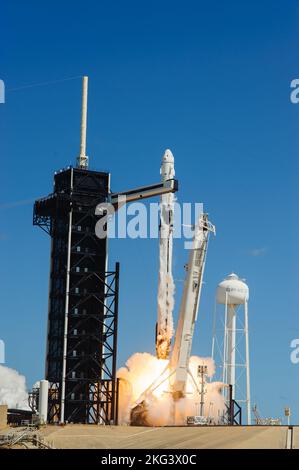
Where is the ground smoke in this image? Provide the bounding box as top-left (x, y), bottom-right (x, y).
top-left (117, 352), bottom-right (225, 426)
top-left (0, 364), bottom-right (29, 409)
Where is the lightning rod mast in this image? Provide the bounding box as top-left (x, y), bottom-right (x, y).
top-left (77, 75), bottom-right (89, 169)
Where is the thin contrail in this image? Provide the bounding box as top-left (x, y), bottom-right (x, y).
top-left (7, 75), bottom-right (82, 92)
top-left (0, 198), bottom-right (36, 209)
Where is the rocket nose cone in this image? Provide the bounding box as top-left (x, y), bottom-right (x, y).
top-left (162, 149), bottom-right (174, 163)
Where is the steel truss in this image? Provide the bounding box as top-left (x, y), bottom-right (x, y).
top-left (33, 167), bottom-right (119, 424)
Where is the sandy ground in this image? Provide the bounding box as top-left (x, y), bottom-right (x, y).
top-left (293, 426), bottom-right (299, 449)
top-left (38, 425), bottom-right (298, 449)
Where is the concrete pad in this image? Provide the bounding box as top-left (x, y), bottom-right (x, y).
top-left (39, 424), bottom-right (297, 449)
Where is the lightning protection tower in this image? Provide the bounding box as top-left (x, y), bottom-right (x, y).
top-left (33, 77), bottom-right (119, 424)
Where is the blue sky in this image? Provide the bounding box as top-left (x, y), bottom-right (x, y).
top-left (1, 0), bottom-right (298, 423)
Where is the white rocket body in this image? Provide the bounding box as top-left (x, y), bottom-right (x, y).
top-left (156, 149), bottom-right (175, 359)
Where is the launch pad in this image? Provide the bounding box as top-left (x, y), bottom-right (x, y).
top-left (32, 75), bottom-right (249, 429)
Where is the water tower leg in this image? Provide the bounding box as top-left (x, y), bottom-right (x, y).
top-left (227, 305), bottom-right (236, 398)
top-left (211, 299), bottom-right (217, 371)
top-left (244, 300), bottom-right (251, 424)
top-left (222, 293), bottom-right (228, 384)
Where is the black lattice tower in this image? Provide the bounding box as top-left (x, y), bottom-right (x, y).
top-left (33, 167), bottom-right (119, 424)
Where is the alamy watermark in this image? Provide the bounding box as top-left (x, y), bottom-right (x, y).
top-left (290, 79), bottom-right (299, 104)
top-left (0, 80), bottom-right (5, 104)
top-left (290, 338), bottom-right (299, 364)
top-left (94, 199), bottom-right (204, 249)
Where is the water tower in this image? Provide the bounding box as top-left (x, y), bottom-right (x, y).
top-left (212, 273), bottom-right (251, 424)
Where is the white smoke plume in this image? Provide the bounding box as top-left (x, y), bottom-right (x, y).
top-left (0, 365), bottom-right (29, 409)
top-left (117, 352), bottom-right (226, 426)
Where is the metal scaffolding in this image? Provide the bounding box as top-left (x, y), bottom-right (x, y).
top-left (33, 167), bottom-right (119, 424)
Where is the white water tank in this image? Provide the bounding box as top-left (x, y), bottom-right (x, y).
top-left (216, 273), bottom-right (249, 305)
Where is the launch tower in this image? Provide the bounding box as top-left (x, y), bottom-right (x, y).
top-left (33, 77), bottom-right (119, 424)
